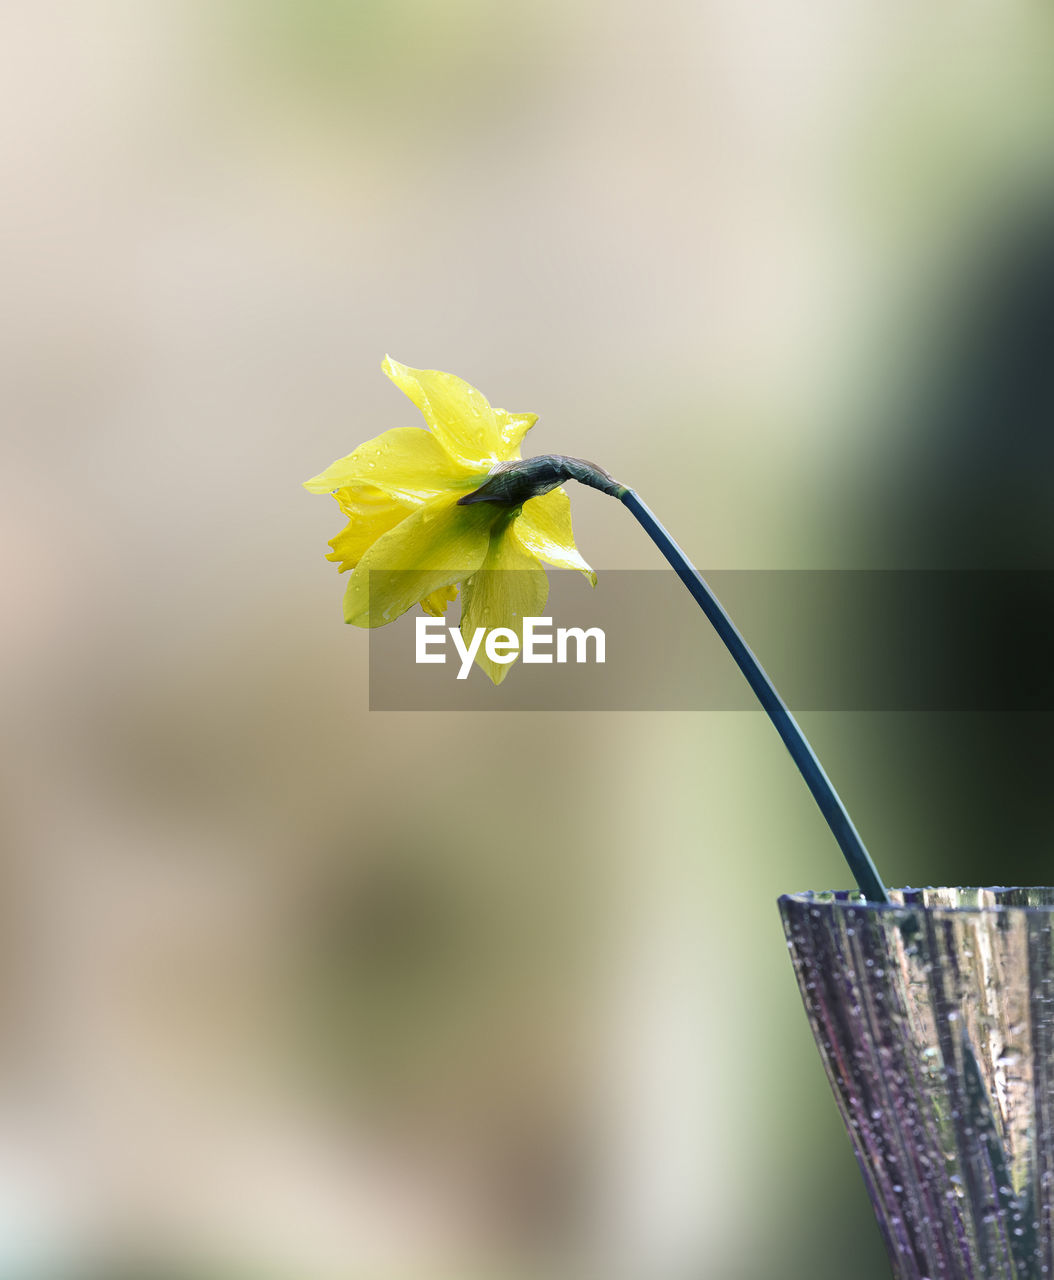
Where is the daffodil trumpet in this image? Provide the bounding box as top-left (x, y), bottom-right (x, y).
top-left (306, 358), bottom-right (889, 902)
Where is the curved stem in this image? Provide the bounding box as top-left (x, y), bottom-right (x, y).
top-left (621, 488), bottom-right (890, 904)
top-left (459, 454), bottom-right (890, 902)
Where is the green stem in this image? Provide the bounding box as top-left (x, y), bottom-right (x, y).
top-left (619, 488), bottom-right (889, 904)
top-left (461, 456), bottom-right (891, 903)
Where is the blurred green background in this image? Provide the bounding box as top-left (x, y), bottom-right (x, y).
top-left (2, 2), bottom-right (1053, 1276)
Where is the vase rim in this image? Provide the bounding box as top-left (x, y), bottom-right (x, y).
top-left (780, 886), bottom-right (1054, 914)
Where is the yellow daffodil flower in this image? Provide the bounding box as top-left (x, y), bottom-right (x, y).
top-left (304, 357), bottom-right (596, 683)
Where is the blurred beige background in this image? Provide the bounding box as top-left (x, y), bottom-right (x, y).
top-left (2, 2), bottom-right (1053, 1276)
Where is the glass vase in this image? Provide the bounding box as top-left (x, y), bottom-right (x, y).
top-left (779, 887), bottom-right (1054, 1280)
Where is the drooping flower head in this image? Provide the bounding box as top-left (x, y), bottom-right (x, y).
top-left (304, 358), bottom-right (596, 683)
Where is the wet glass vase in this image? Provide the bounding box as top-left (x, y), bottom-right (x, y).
top-left (779, 888), bottom-right (1054, 1280)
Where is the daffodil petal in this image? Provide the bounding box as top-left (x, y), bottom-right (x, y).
top-left (514, 487), bottom-right (597, 585)
top-left (343, 496), bottom-right (496, 628)
top-left (421, 584), bottom-right (458, 617)
top-left (325, 486), bottom-right (413, 573)
top-left (459, 522), bottom-right (550, 685)
top-left (304, 427), bottom-right (475, 504)
top-left (495, 410), bottom-right (537, 456)
top-left (383, 356), bottom-right (513, 470)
